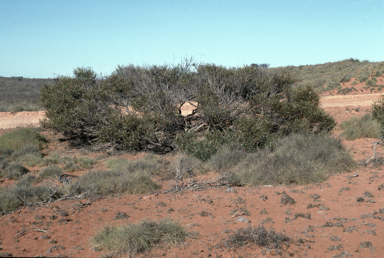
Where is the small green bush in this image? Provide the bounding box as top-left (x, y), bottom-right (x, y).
top-left (339, 75), bottom-right (351, 83)
top-left (67, 169), bottom-right (160, 197)
top-left (91, 219), bottom-right (188, 256)
top-left (339, 114), bottom-right (381, 140)
top-left (39, 165), bottom-right (63, 179)
top-left (351, 80), bottom-right (358, 85)
top-left (2, 162), bottom-right (29, 180)
top-left (0, 128), bottom-right (47, 152)
top-left (375, 71), bottom-right (382, 77)
top-left (176, 131), bottom-right (228, 161)
top-left (359, 76), bottom-right (369, 83)
top-left (64, 160), bottom-right (80, 172)
top-left (233, 133), bottom-right (356, 186)
top-left (366, 80), bottom-right (376, 86)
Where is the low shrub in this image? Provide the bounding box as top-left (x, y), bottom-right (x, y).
top-left (10, 144), bottom-right (39, 159)
top-left (208, 147), bottom-right (247, 172)
top-left (339, 114), bottom-right (381, 140)
top-left (359, 76), bottom-right (369, 83)
top-left (64, 160), bottom-right (80, 172)
top-left (75, 156), bottom-right (95, 169)
top-left (1, 162), bottom-right (29, 180)
top-left (0, 175), bottom-right (60, 214)
top-left (366, 80), bottom-right (376, 86)
top-left (39, 165), bottom-right (63, 179)
top-left (167, 155), bottom-right (206, 180)
top-left (375, 71), bottom-right (382, 77)
top-left (351, 80), bottom-right (358, 85)
top-left (67, 169), bottom-right (160, 197)
top-left (105, 154), bottom-right (170, 177)
top-left (0, 128), bottom-right (47, 152)
top-left (91, 219), bottom-right (188, 256)
top-left (233, 133), bottom-right (357, 186)
top-left (224, 225), bottom-right (290, 251)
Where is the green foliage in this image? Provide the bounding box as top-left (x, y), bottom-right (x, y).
top-left (0, 128), bottom-right (47, 152)
top-left (167, 155), bottom-right (206, 180)
top-left (351, 80), bottom-right (358, 85)
top-left (75, 156), bottom-right (95, 169)
top-left (375, 71), bottom-right (382, 77)
top-left (91, 219), bottom-right (188, 256)
top-left (339, 114), bottom-right (381, 140)
top-left (359, 76), bottom-right (369, 83)
top-left (366, 79), bottom-right (376, 86)
top-left (372, 96), bottom-right (384, 133)
top-left (176, 131), bottom-right (228, 161)
top-left (233, 133), bottom-right (357, 186)
top-left (41, 61), bottom-right (335, 156)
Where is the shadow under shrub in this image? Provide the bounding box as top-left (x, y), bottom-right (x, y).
top-left (339, 114), bottom-right (381, 140)
top-left (91, 219), bottom-right (188, 256)
top-left (233, 133), bottom-right (357, 186)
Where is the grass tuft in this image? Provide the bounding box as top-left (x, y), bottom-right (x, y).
top-left (0, 128), bottom-right (47, 152)
top-left (208, 147), bottom-right (247, 172)
top-left (39, 165), bottom-right (63, 179)
top-left (339, 114), bottom-right (381, 140)
top-left (233, 133), bottom-right (357, 186)
top-left (91, 219), bottom-right (188, 256)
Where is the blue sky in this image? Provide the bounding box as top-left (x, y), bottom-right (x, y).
top-left (1, 0), bottom-right (384, 78)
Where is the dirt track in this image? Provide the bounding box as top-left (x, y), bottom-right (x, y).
top-left (320, 93), bottom-right (383, 108)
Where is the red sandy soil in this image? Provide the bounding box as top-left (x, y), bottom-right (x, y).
top-left (1, 81), bottom-right (384, 257)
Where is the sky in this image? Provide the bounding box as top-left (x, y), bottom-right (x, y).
top-left (1, 0), bottom-right (384, 78)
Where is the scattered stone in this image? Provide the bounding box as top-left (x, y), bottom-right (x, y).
top-left (156, 202), bottom-right (167, 207)
top-left (339, 187), bottom-right (350, 192)
top-left (49, 215), bottom-right (58, 220)
top-left (259, 194), bottom-right (268, 201)
top-left (303, 225), bottom-right (315, 233)
top-left (261, 217), bottom-right (274, 224)
top-left (323, 222), bottom-right (344, 228)
top-left (40, 235), bottom-right (51, 240)
top-left (114, 212), bottom-right (130, 220)
top-left (167, 208), bottom-right (175, 214)
top-left (48, 240), bottom-right (57, 244)
top-left (363, 191), bottom-right (374, 198)
top-left (378, 183), bottom-right (384, 190)
top-left (364, 223), bottom-right (376, 228)
top-left (233, 197), bottom-right (246, 204)
top-left (366, 198), bottom-right (376, 203)
top-left (330, 236), bottom-right (341, 242)
top-left (234, 217), bottom-right (250, 223)
top-left (360, 241), bottom-right (373, 250)
top-left (259, 208), bottom-right (268, 215)
top-left (199, 211), bottom-right (211, 217)
top-left (230, 207), bottom-right (250, 217)
top-left (343, 226), bottom-right (359, 233)
top-left (356, 197), bottom-right (365, 202)
top-left (0, 252), bottom-right (12, 257)
top-left (274, 191), bottom-right (281, 195)
top-left (307, 203), bottom-right (321, 209)
top-left (72, 245), bottom-right (84, 250)
top-left (328, 244), bottom-right (344, 251)
top-left (363, 229), bottom-right (376, 236)
top-left (294, 213), bottom-right (311, 220)
top-left (310, 194), bottom-right (321, 201)
top-left (45, 245), bottom-right (65, 253)
top-left (379, 209), bottom-right (384, 214)
top-left (281, 192), bottom-right (296, 205)
top-left (332, 251), bottom-right (353, 258)
top-left (34, 215), bottom-right (45, 220)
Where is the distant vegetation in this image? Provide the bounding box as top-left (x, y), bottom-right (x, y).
top-left (270, 58), bottom-right (384, 92)
top-left (0, 76), bottom-right (54, 111)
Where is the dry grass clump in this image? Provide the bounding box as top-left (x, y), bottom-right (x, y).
top-left (0, 128), bottom-right (47, 152)
top-left (233, 133), bottom-right (357, 186)
top-left (208, 147), bottom-right (247, 172)
top-left (1, 162), bottom-right (29, 180)
top-left (67, 169), bottom-right (160, 197)
top-left (167, 154), bottom-right (207, 180)
top-left (105, 154), bottom-right (170, 177)
top-left (91, 219), bottom-right (188, 256)
top-left (224, 225), bottom-right (290, 251)
top-left (339, 114), bottom-right (381, 140)
top-left (0, 175), bottom-right (60, 214)
top-left (39, 165), bottom-right (63, 179)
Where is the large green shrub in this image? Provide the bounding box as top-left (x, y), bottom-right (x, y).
top-left (41, 62), bottom-right (335, 157)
